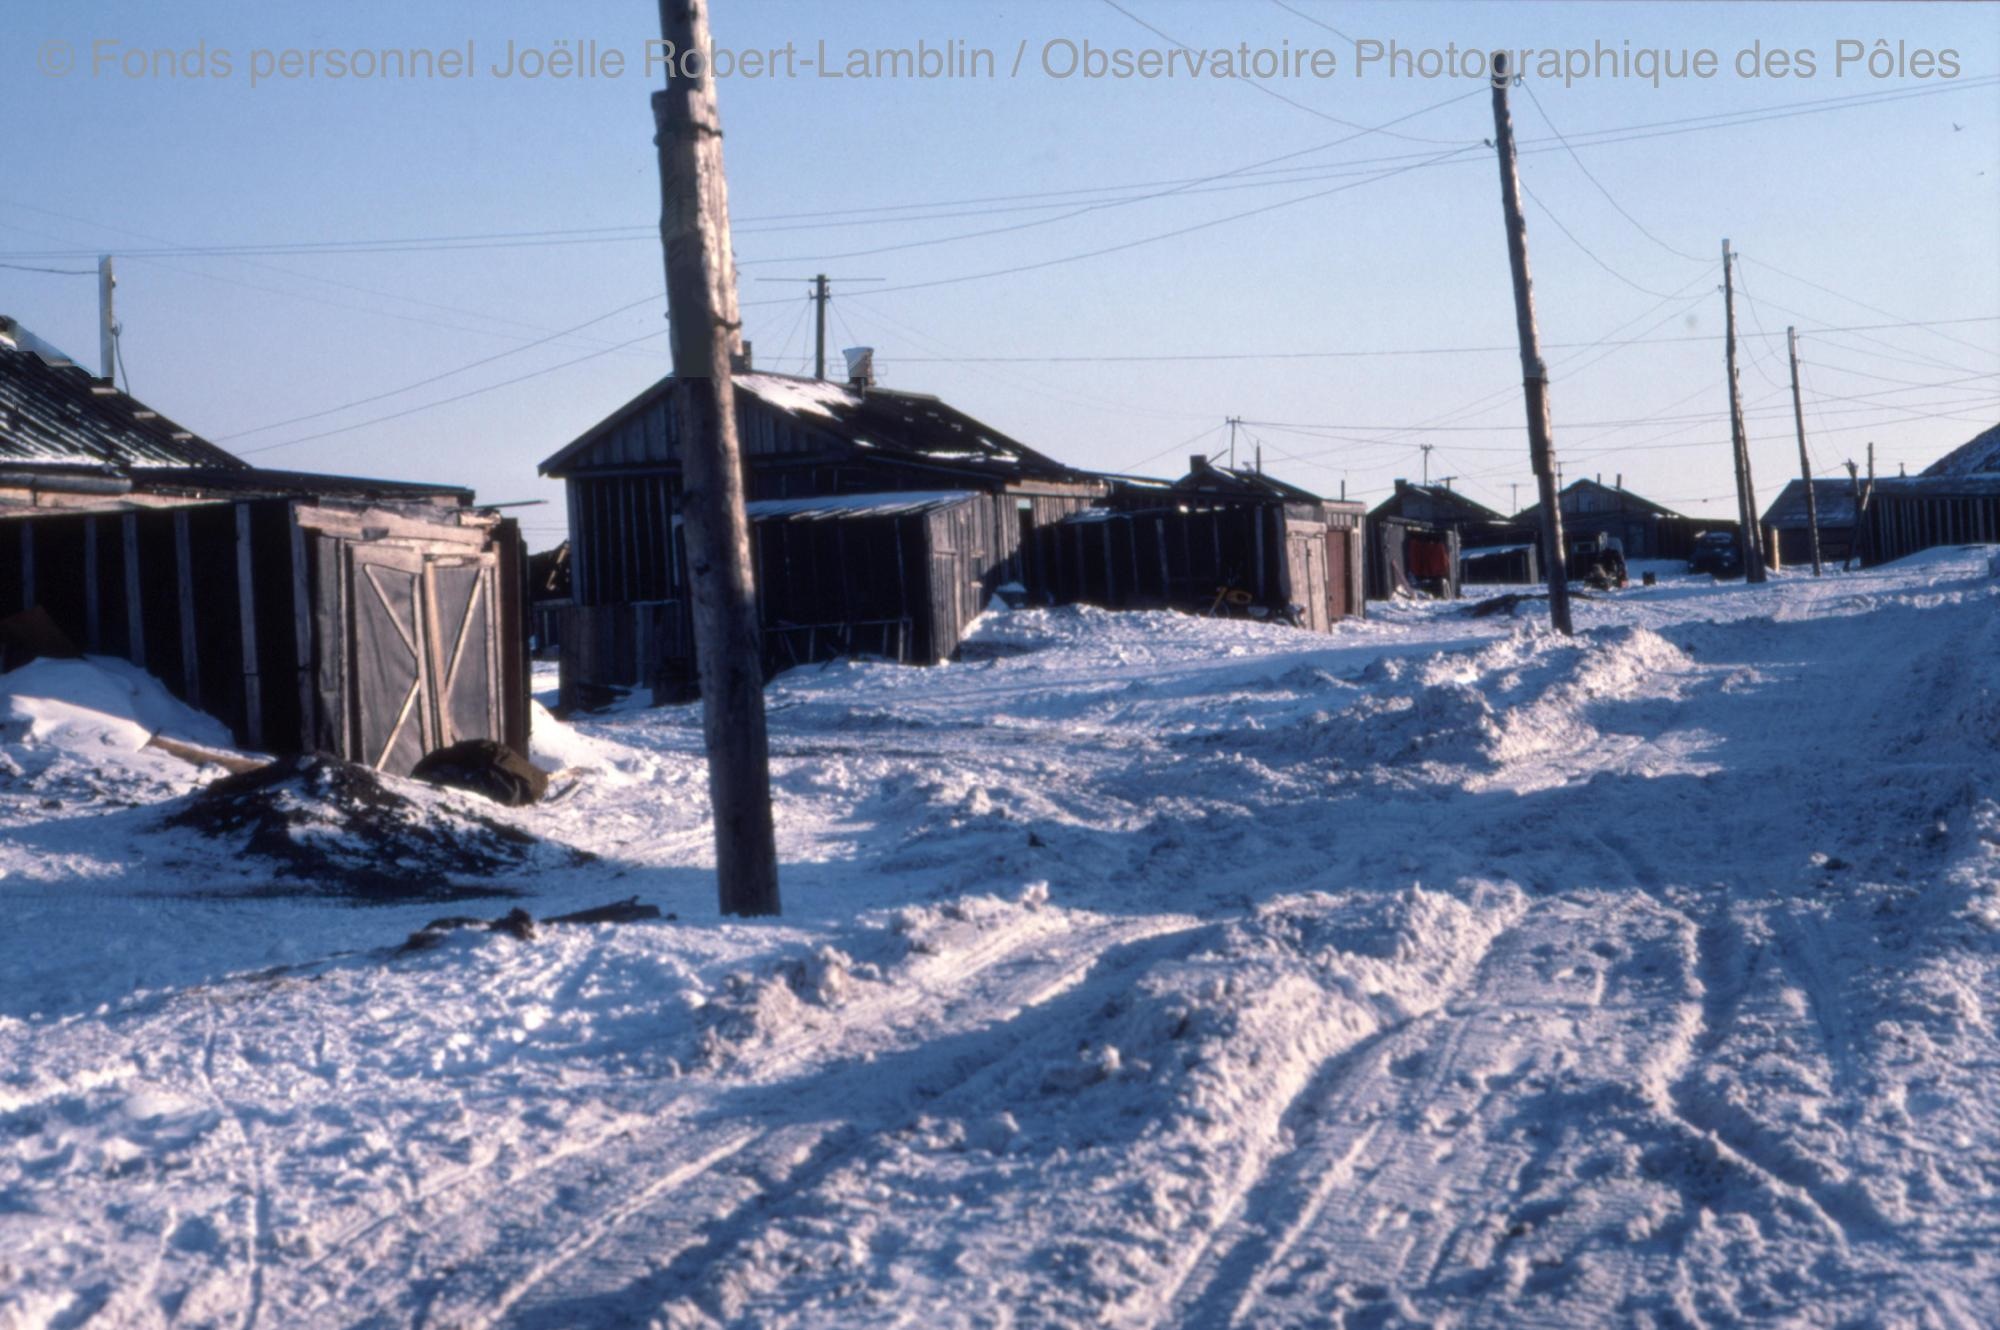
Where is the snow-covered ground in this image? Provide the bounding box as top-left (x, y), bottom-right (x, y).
top-left (3, 550), bottom-right (1998, 1328)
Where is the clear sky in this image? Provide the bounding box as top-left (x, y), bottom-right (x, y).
top-left (7, 1), bottom-right (1997, 550)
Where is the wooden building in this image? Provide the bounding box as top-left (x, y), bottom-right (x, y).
top-left (539, 368), bottom-right (1105, 700)
top-left (1760, 479), bottom-right (1858, 568)
top-left (1368, 516), bottom-right (1461, 601)
top-left (1373, 480), bottom-right (1536, 587)
top-left (1853, 475), bottom-right (2000, 565)
top-left (1514, 477), bottom-right (1730, 562)
top-left (0, 316), bottom-right (527, 772)
top-left (1077, 458), bottom-right (1365, 631)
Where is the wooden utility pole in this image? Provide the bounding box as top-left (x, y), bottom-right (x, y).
top-left (653, 0), bottom-right (780, 916)
top-left (1721, 240), bottom-right (1768, 583)
top-left (1843, 459), bottom-right (1861, 571)
top-left (753, 274), bottom-right (884, 378)
top-left (97, 256), bottom-right (117, 384)
top-left (1785, 326), bottom-right (1823, 575)
top-left (812, 274), bottom-right (828, 379)
top-left (1488, 52), bottom-right (1572, 635)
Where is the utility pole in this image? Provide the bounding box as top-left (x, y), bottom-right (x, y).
top-left (1861, 440), bottom-right (1877, 565)
top-left (1843, 459), bottom-right (1860, 571)
top-left (97, 255), bottom-right (118, 385)
top-left (1420, 442), bottom-right (1435, 486)
top-left (1511, 482), bottom-right (1521, 514)
top-left (812, 273), bottom-right (828, 379)
top-left (652, 0), bottom-right (781, 917)
top-left (755, 274), bottom-right (885, 378)
top-left (1721, 240), bottom-right (1768, 583)
top-left (1785, 326), bottom-right (1823, 576)
top-left (1487, 52), bottom-right (1572, 635)
top-left (1226, 416), bottom-right (1241, 470)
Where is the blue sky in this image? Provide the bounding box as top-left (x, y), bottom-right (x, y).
top-left (7, 1), bottom-right (1996, 549)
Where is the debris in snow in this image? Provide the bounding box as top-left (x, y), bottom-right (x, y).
top-left (159, 755), bottom-right (590, 900)
top-left (411, 738), bottom-right (550, 806)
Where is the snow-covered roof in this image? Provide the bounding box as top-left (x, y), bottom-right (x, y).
top-left (541, 369), bottom-right (1097, 487)
top-left (1922, 422), bottom-right (2000, 479)
top-left (1762, 478), bottom-right (1858, 529)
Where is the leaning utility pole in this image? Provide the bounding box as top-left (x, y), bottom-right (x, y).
top-left (1721, 240), bottom-right (1768, 583)
top-left (1488, 52), bottom-right (1571, 635)
top-left (1785, 326), bottom-right (1823, 576)
top-left (652, 0), bottom-right (780, 916)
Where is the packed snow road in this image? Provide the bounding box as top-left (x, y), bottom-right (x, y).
top-left (2, 549), bottom-right (1997, 1328)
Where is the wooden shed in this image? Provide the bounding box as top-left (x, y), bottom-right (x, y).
top-left (539, 366), bottom-right (1105, 701)
top-left (1077, 458), bottom-right (1365, 631)
top-left (0, 316), bottom-right (527, 772)
top-left (1368, 515), bottom-right (1461, 601)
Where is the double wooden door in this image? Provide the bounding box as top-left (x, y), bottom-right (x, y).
top-left (347, 545), bottom-right (503, 774)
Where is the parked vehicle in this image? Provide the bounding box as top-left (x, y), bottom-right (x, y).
top-left (1567, 533), bottom-right (1628, 589)
top-left (1689, 529), bottom-right (1745, 578)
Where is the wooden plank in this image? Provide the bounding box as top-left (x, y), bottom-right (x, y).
top-left (289, 510), bottom-right (317, 751)
top-left (291, 503), bottom-right (496, 547)
top-left (1101, 520), bottom-right (1117, 606)
top-left (234, 504), bottom-right (263, 749)
top-left (565, 481), bottom-right (588, 604)
top-left (82, 518), bottom-right (101, 651)
top-left (173, 511), bottom-right (201, 708)
top-left (122, 513), bottom-right (146, 668)
top-left (1253, 508), bottom-right (1266, 598)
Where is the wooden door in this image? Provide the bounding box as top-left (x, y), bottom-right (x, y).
top-left (425, 553), bottom-right (502, 749)
top-left (346, 545), bottom-right (502, 773)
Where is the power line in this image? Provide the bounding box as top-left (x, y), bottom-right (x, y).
top-left (9, 77), bottom-right (1987, 266)
top-left (0, 259), bottom-right (95, 275)
top-left (1518, 78), bottom-right (1708, 264)
top-left (839, 140), bottom-right (1484, 301)
top-left (1746, 254), bottom-right (2000, 363)
top-left (1099, 0), bottom-right (1469, 146)
top-left (1519, 180), bottom-right (1683, 299)
top-left (877, 316), bottom-right (1997, 363)
top-left (237, 328), bottom-right (666, 457)
top-left (215, 294), bottom-right (664, 441)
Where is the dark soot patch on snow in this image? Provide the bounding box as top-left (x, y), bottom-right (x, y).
top-left (160, 756), bottom-right (590, 903)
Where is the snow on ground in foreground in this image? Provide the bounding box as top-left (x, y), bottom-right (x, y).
top-left (3, 553), bottom-right (1999, 1328)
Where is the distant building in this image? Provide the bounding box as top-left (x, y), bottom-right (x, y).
top-left (1083, 457), bottom-right (1366, 630)
top-left (538, 365), bottom-right (1106, 703)
top-left (1513, 477), bottom-right (1732, 562)
top-left (1761, 479), bottom-right (1858, 567)
top-left (1762, 424), bottom-right (2000, 568)
top-left (0, 316), bottom-right (528, 772)
top-left (1372, 480), bottom-right (1534, 587)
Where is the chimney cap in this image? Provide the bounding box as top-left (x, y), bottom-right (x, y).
top-left (842, 346), bottom-right (875, 388)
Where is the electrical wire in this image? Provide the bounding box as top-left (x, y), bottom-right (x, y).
top-left (0, 260), bottom-right (96, 275)
top-left (1099, 0), bottom-right (1470, 146)
top-left (215, 294), bottom-right (664, 441)
top-left (237, 328), bottom-right (666, 457)
top-left (1519, 181), bottom-right (1684, 299)
top-left (1519, 78), bottom-right (1709, 264)
top-left (9, 77), bottom-right (1987, 265)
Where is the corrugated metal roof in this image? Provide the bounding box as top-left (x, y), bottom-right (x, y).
top-left (0, 317), bottom-right (248, 471)
top-left (741, 490), bottom-right (979, 521)
top-left (541, 370), bottom-right (1101, 487)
